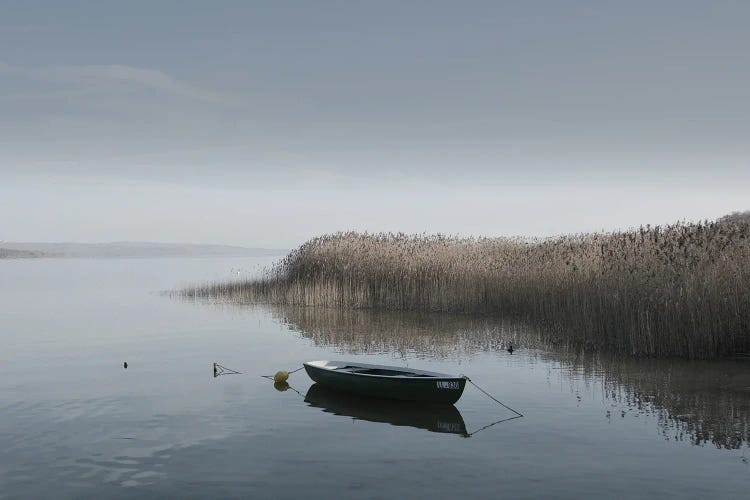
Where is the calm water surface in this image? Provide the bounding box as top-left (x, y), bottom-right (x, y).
top-left (1, 258), bottom-right (748, 499)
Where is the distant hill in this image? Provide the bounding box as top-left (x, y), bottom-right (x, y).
top-left (0, 242), bottom-right (286, 259)
top-left (0, 248), bottom-right (47, 259)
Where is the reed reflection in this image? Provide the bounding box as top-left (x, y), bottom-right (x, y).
top-left (273, 306), bottom-right (750, 450)
top-left (542, 351), bottom-right (750, 450)
top-left (272, 306), bottom-right (538, 358)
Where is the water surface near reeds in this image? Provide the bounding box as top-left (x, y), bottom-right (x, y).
top-left (2, 257), bottom-right (749, 498)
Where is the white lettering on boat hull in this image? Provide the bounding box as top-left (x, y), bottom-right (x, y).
top-left (436, 381), bottom-right (460, 390)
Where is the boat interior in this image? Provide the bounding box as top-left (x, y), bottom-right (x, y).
top-left (332, 365), bottom-right (434, 377)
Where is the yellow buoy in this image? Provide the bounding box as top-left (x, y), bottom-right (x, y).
top-left (273, 370), bottom-right (289, 383)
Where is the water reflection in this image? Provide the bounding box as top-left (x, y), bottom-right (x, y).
top-left (304, 383), bottom-right (469, 436)
top-left (274, 306), bottom-right (750, 450)
top-left (274, 381), bottom-right (290, 392)
top-left (542, 351), bottom-right (750, 450)
top-left (273, 306), bottom-right (543, 358)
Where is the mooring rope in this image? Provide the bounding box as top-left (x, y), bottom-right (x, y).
top-left (462, 375), bottom-right (524, 417)
top-left (213, 363), bottom-right (242, 376)
top-left (260, 366), bottom-right (305, 380)
top-left (281, 384), bottom-right (304, 397)
top-left (467, 414), bottom-right (523, 437)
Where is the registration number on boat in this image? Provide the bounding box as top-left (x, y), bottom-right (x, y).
top-left (436, 381), bottom-right (460, 390)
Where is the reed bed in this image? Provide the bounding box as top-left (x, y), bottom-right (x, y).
top-left (185, 215), bottom-right (750, 358)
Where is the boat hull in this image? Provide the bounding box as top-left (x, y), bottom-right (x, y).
top-left (303, 361), bottom-right (466, 404)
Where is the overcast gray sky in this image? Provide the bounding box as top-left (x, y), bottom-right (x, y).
top-left (2, 1), bottom-right (748, 248)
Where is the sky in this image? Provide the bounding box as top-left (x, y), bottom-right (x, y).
top-left (1, 1), bottom-right (748, 248)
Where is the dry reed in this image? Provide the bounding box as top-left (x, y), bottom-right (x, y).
top-left (185, 215), bottom-right (750, 358)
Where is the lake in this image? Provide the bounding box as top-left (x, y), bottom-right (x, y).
top-left (1, 257), bottom-right (748, 499)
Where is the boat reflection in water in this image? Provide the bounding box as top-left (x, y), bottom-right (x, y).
top-left (304, 383), bottom-right (469, 437)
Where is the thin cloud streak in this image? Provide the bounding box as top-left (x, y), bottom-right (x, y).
top-left (0, 61), bottom-right (228, 104)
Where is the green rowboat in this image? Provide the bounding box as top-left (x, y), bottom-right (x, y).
top-left (303, 360), bottom-right (467, 404)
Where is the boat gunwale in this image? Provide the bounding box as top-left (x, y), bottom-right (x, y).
top-left (304, 360), bottom-right (463, 380)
